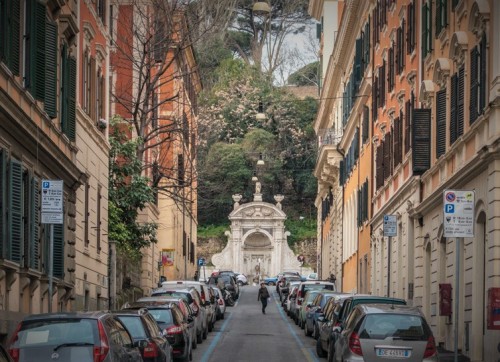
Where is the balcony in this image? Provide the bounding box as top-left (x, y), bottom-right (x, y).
top-left (317, 128), bottom-right (342, 148)
top-left (315, 128), bottom-right (343, 190)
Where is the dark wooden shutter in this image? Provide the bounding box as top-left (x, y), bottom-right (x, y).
top-left (470, 47), bottom-right (478, 124)
top-left (362, 106), bottom-right (369, 144)
top-left (339, 160), bottom-right (345, 186)
top-left (178, 154), bottom-right (184, 186)
top-left (30, 177), bottom-right (40, 269)
top-left (405, 100), bottom-right (411, 154)
top-left (44, 20), bottom-right (57, 118)
top-left (412, 109), bottom-right (431, 174)
top-left (388, 45), bottom-right (394, 92)
top-left (422, 2), bottom-right (427, 55)
top-left (9, 159), bottom-right (23, 263)
top-left (376, 143), bottom-right (384, 189)
top-left (400, 19), bottom-right (405, 70)
top-left (436, 89), bottom-right (446, 158)
top-left (90, 57), bottom-right (97, 121)
top-left (32, 0), bottom-right (46, 101)
top-left (450, 73), bottom-right (457, 145)
top-left (355, 37), bottom-right (363, 91)
top-left (4, 0), bottom-right (21, 75)
top-left (67, 56), bottom-right (77, 141)
top-left (53, 222), bottom-right (64, 278)
top-left (406, 2), bottom-right (412, 54)
top-left (479, 34), bottom-right (486, 113)
top-left (23, 171), bottom-right (30, 267)
top-left (394, 118), bottom-right (401, 166)
top-left (384, 132), bottom-right (391, 179)
top-left (363, 20), bottom-right (370, 69)
top-left (0, 149), bottom-right (6, 258)
top-left (457, 66), bottom-right (465, 138)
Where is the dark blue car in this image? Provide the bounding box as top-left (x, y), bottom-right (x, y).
top-left (304, 291), bottom-right (349, 338)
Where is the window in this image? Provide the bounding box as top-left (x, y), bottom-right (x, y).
top-left (376, 143), bottom-right (384, 190)
top-left (357, 181), bottom-right (368, 226)
top-left (422, 1), bottom-right (432, 57)
top-left (362, 106), bottom-right (369, 144)
top-left (450, 67), bottom-right (464, 144)
top-left (96, 0), bottom-right (105, 24)
top-left (396, 21), bottom-right (405, 74)
top-left (0, 0), bottom-right (21, 75)
top-left (393, 115), bottom-right (402, 167)
top-left (97, 184), bottom-right (102, 252)
top-left (435, 0), bottom-right (448, 36)
top-left (60, 44), bottom-right (77, 141)
top-left (435, 89), bottom-right (446, 158)
top-left (406, 1), bottom-right (416, 54)
top-left (24, 0), bottom-right (46, 100)
top-left (388, 44), bottom-right (395, 92)
top-left (96, 68), bottom-right (105, 122)
top-left (412, 109), bottom-right (431, 175)
top-left (83, 49), bottom-right (91, 114)
top-left (470, 34), bottom-right (487, 124)
top-left (383, 131), bottom-right (391, 180)
top-left (84, 181), bottom-right (89, 247)
top-left (177, 154), bottom-right (184, 186)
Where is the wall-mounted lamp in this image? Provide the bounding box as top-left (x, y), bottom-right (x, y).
top-left (252, 1), bottom-right (271, 16)
top-left (256, 153), bottom-right (265, 166)
top-left (256, 101), bottom-right (266, 120)
top-left (252, 170), bottom-right (258, 182)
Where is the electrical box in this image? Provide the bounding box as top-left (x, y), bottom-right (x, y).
top-left (439, 283), bottom-right (452, 316)
top-left (487, 287), bottom-right (500, 330)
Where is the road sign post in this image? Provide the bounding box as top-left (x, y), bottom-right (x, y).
top-left (41, 180), bottom-right (64, 313)
top-left (443, 190), bottom-right (475, 362)
top-left (383, 215), bottom-right (397, 297)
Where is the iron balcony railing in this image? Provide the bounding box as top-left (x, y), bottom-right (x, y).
top-left (317, 128), bottom-right (342, 147)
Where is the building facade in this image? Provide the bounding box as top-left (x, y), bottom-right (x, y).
top-left (0, 0), bottom-right (111, 343)
top-left (312, 0), bottom-right (500, 360)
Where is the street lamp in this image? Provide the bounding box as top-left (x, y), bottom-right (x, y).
top-left (252, 170), bottom-right (258, 182)
top-left (256, 101), bottom-right (266, 120)
top-left (256, 153), bottom-right (265, 166)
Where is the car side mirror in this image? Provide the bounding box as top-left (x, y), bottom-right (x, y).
top-left (187, 316), bottom-right (194, 323)
top-left (332, 325), bottom-right (342, 333)
top-left (317, 315), bottom-right (325, 323)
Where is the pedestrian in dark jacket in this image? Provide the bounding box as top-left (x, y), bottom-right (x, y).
top-left (257, 282), bottom-right (270, 314)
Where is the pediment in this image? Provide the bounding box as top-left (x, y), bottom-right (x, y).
top-left (230, 202), bottom-right (286, 220)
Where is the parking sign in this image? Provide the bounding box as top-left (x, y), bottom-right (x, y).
top-left (383, 215), bottom-right (397, 237)
top-left (443, 190), bottom-right (475, 237)
top-left (41, 180), bottom-right (64, 224)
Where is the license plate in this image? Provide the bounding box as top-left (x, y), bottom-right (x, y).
top-left (375, 348), bottom-right (411, 357)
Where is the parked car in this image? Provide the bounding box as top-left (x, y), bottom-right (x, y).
top-left (205, 286), bottom-right (219, 330)
top-left (114, 309), bottom-right (173, 362)
top-left (284, 284), bottom-right (299, 314)
top-left (279, 276), bottom-right (302, 302)
top-left (235, 274), bottom-right (248, 286)
top-left (149, 288), bottom-right (206, 343)
top-left (333, 304), bottom-right (438, 361)
top-left (207, 274), bottom-right (239, 302)
top-left (263, 275), bottom-right (279, 286)
top-left (318, 295), bottom-right (407, 360)
top-left (128, 297), bottom-right (198, 351)
top-left (296, 281), bottom-right (336, 311)
top-left (0, 344), bottom-right (13, 362)
top-left (211, 287), bottom-right (226, 320)
top-left (8, 311), bottom-right (143, 362)
top-left (304, 291), bottom-right (343, 338)
top-left (297, 290), bottom-right (322, 330)
top-left (128, 302), bottom-right (193, 361)
top-left (316, 295), bottom-right (353, 358)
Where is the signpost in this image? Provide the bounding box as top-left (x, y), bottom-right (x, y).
top-left (41, 180), bottom-right (64, 313)
top-left (443, 190), bottom-right (475, 362)
top-left (197, 257), bottom-right (206, 281)
top-left (383, 215), bottom-right (397, 297)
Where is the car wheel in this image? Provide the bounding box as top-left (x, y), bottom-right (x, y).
top-left (316, 337), bottom-right (327, 358)
top-left (237, 281), bottom-right (243, 286)
top-left (203, 325), bottom-right (208, 339)
top-left (305, 322), bottom-right (313, 337)
top-left (197, 330), bottom-right (203, 344)
top-left (221, 312), bottom-right (225, 320)
top-left (192, 333), bottom-right (197, 350)
top-left (313, 324), bottom-right (319, 340)
top-left (208, 320), bottom-right (213, 332)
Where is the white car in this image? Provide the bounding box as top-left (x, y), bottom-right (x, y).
top-left (211, 287), bottom-right (226, 319)
top-left (236, 274), bottom-right (248, 286)
top-left (306, 273), bottom-right (318, 280)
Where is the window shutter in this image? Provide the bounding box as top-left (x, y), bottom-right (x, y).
top-left (30, 177), bottom-right (40, 269)
top-left (362, 106), bottom-right (369, 144)
top-left (23, 171), bottom-right (30, 268)
top-left (32, 0), bottom-right (46, 101)
top-left (412, 109), bottom-right (431, 174)
top-left (436, 0), bottom-right (442, 35)
top-left (394, 118), bottom-right (400, 166)
top-left (450, 73), bottom-right (457, 144)
top-left (436, 89), bottom-right (446, 158)
top-left (53, 222), bottom-right (64, 278)
top-left (457, 66), bottom-right (464, 138)
top-left (422, 2), bottom-right (427, 55)
top-left (9, 158), bottom-right (23, 263)
top-left (0, 149), bottom-right (6, 258)
top-left (44, 20), bottom-right (57, 119)
top-left (470, 47), bottom-right (478, 124)
top-left (364, 182), bottom-right (369, 221)
top-left (364, 20), bottom-right (370, 69)
top-left (401, 19), bottom-right (405, 70)
top-left (67, 56), bottom-right (77, 141)
top-left (405, 100), bottom-right (411, 154)
top-left (90, 57), bottom-right (97, 120)
top-left (479, 34), bottom-right (486, 113)
top-left (178, 154), bottom-right (184, 186)
top-left (376, 143), bottom-right (384, 189)
top-left (383, 133), bottom-right (391, 180)
top-left (357, 188), bottom-right (361, 227)
top-left (355, 37), bottom-right (363, 91)
top-left (388, 45), bottom-right (394, 92)
top-left (4, 0), bottom-right (21, 74)
top-left (406, 3), bottom-right (412, 54)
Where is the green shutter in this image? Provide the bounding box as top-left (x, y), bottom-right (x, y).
top-left (339, 160), bottom-right (345, 186)
top-left (9, 159), bottom-right (23, 263)
top-left (436, 90), bottom-right (446, 158)
top-left (31, 0), bottom-right (46, 101)
top-left (412, 109), bottom-right (431, 175)
top-left (450, 73), bottom-right (457, 144)
top-left (53, 223), bottom-right (64, 278)
top-left (2, 0), bottom-right (21, 75)
top-left (44, 20), bottom-right (58, 118)
top-left (30, 177), bottom-right (40, 269)
top-left (66, 56), bottom-right (77, 141)
top-left (0, 149), bottom-right (6, 258)
top-left (457, 67), bottom-right (465, 138)
top-left (23, 171), bottom-right (30, 267)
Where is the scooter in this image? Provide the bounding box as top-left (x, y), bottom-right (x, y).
top-left (223, 288), bottom-right (235, 307)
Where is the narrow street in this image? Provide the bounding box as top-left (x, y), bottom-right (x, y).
top-left (193, 286), bottom-right (321, 362)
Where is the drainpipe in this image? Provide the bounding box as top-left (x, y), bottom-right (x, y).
top-left (336, 145), bottom-right (345, 292)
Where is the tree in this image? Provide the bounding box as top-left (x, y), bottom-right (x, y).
top-left (108, 117), bottom-right (158, 259)
top-left (288, 61), bottom-right (320, 86)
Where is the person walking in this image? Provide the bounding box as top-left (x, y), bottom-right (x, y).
top-left (257, 282), bottom-right (270, 314)
top-left (193, 270), bottom-right (199, 281)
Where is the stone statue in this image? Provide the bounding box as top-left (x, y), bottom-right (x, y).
top-left (255, 181), bottom-right (261, 194)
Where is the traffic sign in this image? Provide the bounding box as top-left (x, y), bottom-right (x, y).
top-left (197, 257), bottom-right (206, 266)
top-left (41, 180), bottom-right (64, 213)
top-left (383, 215), bottom-right (397, 237)
top-left (41, 180), bottom-right (64, 224)
top-left (443, 190), bottom-right (475, 237)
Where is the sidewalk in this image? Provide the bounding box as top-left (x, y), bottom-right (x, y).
top-left (437, 347), bottom-right (470, 362)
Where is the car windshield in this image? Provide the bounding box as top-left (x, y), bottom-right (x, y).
top-left (15, 319), bottom-right (96, 347)
top-left (116, 316), bottom-right (147, 339)
top-left (304, 284), bottom-right (334, 292)
top-left (149, 291), bottom-right (193, 303)
top-left (147, 309), bottom-right (173, 325)
top-left (358, 314), bottom-right (429, 340)
top-left (208, 275), bottom-right (231, 284)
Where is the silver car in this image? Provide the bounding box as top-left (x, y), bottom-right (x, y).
top-left (334, 304), bottom-right (438, 361)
